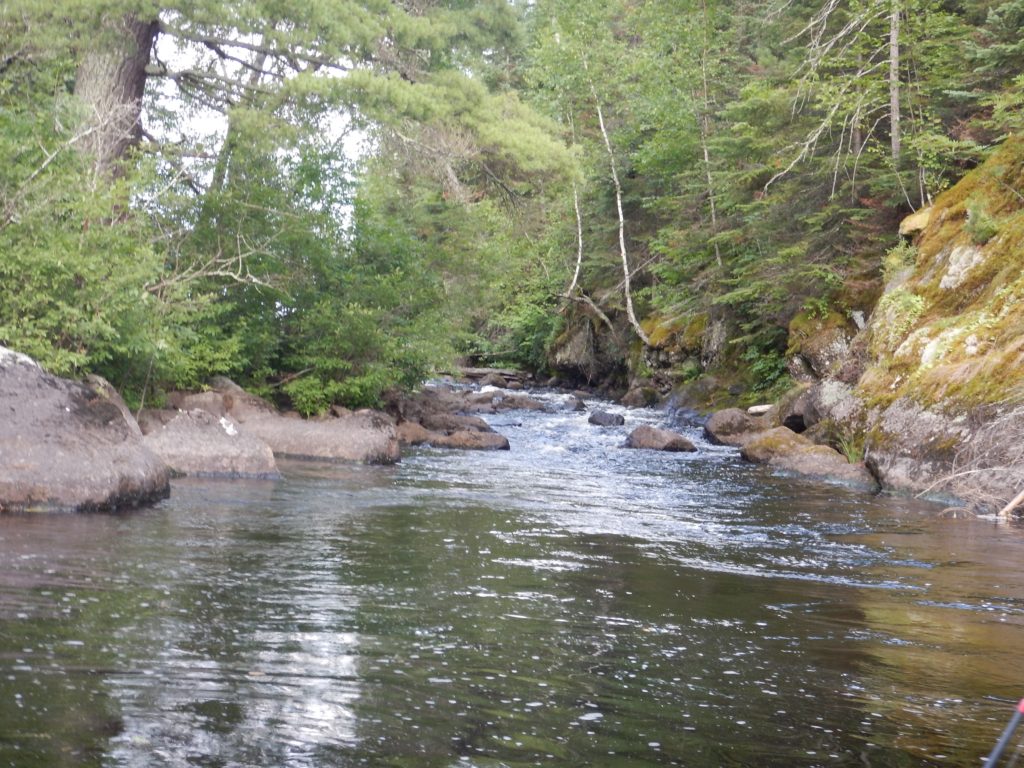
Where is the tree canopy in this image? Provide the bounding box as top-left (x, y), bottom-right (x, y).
top-left (1, 0), bottom-right (1020, 408)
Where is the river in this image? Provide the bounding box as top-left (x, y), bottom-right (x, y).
top-left (1, 390), bottom-right (1023, 767)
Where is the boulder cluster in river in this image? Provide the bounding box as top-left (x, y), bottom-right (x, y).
top-left (2, 341), bottom-right (971, 515)
top-left (0, 350), bottom-right (708, 513)
top-left (703, 403), bottom-right (878, 492)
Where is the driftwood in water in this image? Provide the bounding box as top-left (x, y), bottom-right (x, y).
top-left (452, 367), bottom-right (530, 383)
top-left (997, 487), bottom-right (1024, 519)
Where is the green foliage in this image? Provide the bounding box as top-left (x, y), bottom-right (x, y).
top-left (966, 200), bottom-right (1000, 244)
top-left (0, 33), bottom-right (162, 378)
top-left (883, 240), bottom-right (919, 283)
top-left (874, 289), bottom-right (927, 353)
top-left (742, 345), bottom-right (788, 393)
top-left (3, 0), bottom-right (1020, 411)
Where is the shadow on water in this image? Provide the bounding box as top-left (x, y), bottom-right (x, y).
top-left (1, 391), bottom-right (1023, 766)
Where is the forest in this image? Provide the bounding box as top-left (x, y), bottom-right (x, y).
top-left (2, 0), bottom-right (1022, 413)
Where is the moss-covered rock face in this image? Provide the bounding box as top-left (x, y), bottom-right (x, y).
top-left (858, 136), bottom-right (1024, 412)
top-left (806, 136), bottom-right (1024, 507)
top-left (787, 310), bottom-right (858, 381)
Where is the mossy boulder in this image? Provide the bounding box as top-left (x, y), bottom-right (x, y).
top-left (740, 427), bottom-right (878, 492)
top-left (775, 384), bottom-right (813, 433)
top-left (620, 386), bottom-right (659, 408)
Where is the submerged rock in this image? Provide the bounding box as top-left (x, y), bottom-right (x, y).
top-left (625, 425), bottom-right (697, 452)
top-left (0, 347), bottom-right (170, 512)
top-left (141, 409), bottom-right (281, 479)
top-left (566, 396), bottom-right (587, 412)
top-left (429, 430), bottom-right (510, 450)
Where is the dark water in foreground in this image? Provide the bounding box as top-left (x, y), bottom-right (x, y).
top-left (2, 392), bottom-right (1024, 767)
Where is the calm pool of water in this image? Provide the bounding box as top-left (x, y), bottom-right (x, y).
top-left (2, 392), bottom-right (1023, 766)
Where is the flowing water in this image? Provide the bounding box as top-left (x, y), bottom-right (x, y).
top-left (2, 390), bottom-right (1024, 767)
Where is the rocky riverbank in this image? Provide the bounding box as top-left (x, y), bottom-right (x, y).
top-left (0, 351), bottom-right (710, 513)
top-left (712, 139), bottom-right (1024, 512)
top-left (0, 347), bottom-right (170, 513)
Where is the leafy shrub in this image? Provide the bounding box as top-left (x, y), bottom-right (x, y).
top-left (966, 200), bottom-right (999, 244)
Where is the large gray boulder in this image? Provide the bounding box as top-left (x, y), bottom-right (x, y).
top-left (241, 411), bottom-right (400, 464)
top-left (625, 425), bottom-right (697, 452)
top-left (863, 398), bottom-right (967, 497)
top-left (0, 347), bottom-right (170, 512)
top-left (740, 427), bottom-right (878, 492)
top-left (141, 409), bottom-right (280, 479)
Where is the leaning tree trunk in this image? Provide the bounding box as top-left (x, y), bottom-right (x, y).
top-left (74, 15), bottom-right (159, 178)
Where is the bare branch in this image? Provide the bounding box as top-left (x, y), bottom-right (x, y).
top-left (585, 60), bottom-right (651, 346)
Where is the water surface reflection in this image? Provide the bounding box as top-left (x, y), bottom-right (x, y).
top-left (1, 394), bottom-right (1023, 766)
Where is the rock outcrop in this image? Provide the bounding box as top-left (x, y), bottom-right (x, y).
top-left (172, 378), bottom-right (400, 464)
top-left (0, 347), bottom-right (170, 512)
top-left (140, 409), bottom-right (281, 479)
top-left (625, 425), bottom-right (697, 452)
top-left (799, 137), bottom-right (1024, 507)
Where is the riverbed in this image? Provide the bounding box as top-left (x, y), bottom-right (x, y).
top-left (1, 391), bottom-right (1023, 766)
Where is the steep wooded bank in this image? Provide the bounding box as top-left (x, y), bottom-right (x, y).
top-left (802, 136), bottom-right (1024, 508)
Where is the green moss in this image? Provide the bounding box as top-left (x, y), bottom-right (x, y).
top-left (640, 314), bottom-right (683, 349)
top-left (672, 358), bottom-right (702, 381)
top-left (786, 309), bottom-right (849, 355)
top-left (680, 313), bottom-right (709, 352)
top-left (882, 241), bottom-right (918, 283)
top-left (871, 289), bottom-right (926, 356)
top-left (965, 199), bottom-right (999, 244)
top-left (640, 312), bottom-right (708, 353)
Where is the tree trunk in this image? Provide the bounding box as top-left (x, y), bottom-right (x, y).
top-left (74, 15), bottom-right (159, 177)
top-left (699, 0), bottom-right (723, 273)
top-left (586, 69), bottom-right (651, 347)
top-left (888, 0), bottom-right (901, 163)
